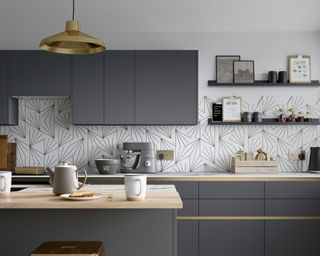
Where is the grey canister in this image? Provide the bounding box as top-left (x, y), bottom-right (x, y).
top-left (252, 112), bottom-right (263, 122)
top-left (268, 71), bottom-right (278, 84)
top-left (242, 112), bottom-right (252, 123)
top-left (278, 71), bottom-right (288, 83)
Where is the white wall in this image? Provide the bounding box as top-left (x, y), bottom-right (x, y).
top-left (2, 31), bottom-right (320, 173)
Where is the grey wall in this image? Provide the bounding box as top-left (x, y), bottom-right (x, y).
top-left (1, 31), bottom-right (320, 173)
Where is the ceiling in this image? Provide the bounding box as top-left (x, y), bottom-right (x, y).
top-left (1, 0), bottom-right (320, 34)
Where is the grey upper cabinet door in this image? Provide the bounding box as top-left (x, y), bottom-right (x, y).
top-left (134, 50), bottom-right (198, 125)
top-left (7, 50), bottom-right (71, 96)
top-left (104, 51), bottom-right (134, 124)
top-left (71, 53), bottom-right (104, 125)
top-left (0, 51), bottom-right (18, 125)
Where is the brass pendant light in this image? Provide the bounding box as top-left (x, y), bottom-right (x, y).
top-left (39, 0), bottom-right (106, 54)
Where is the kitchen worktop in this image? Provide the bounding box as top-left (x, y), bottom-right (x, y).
top-left (0, 185), bottom-right (182, 209)
top-left (12, 172), bottom-right (320, 182)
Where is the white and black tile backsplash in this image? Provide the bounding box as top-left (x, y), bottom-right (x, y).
top-left (1, 96), bottom-right (320, 174)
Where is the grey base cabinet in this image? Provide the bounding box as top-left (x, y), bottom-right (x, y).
top-left (178, 221), bottom-right (198, 256)
top-left (200, 221), bottom-right (264, 256)
top-left (266, 221), bottom-right (320, 256)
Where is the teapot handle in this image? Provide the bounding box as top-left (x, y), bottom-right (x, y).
top-left (76, 169), bottom-right (87, 190)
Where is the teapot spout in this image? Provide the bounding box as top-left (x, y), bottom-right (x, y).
top-left (46, 167), bottom-right (54, 186)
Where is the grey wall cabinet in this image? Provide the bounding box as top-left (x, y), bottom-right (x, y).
top-left (72, 53), bottom-right (104, 125)
top-left (8, 51), bottom-right (71, 96)
top-left (134, 50), bottom-right (198, 125)
top-left (104, 51), bottom-right (134, 124)
top-left (0, 51), bottom-right (18, 125)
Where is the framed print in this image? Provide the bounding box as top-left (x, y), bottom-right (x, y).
top-left (216, 55), bottom-right (241, 83)
top-left (288, 55), bottom-right (311, 83)
top-left (222, 97), bottom-right (242, 122)
top-left (233, 60), bottom-right (255, 84)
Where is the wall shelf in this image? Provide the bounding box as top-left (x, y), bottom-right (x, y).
top-left (208, 118), bottom-right (320, 125)
top-left (207, 80), bottom-right (320, 87)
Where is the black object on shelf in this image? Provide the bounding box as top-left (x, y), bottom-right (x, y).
top-left (208, 118), bottom-right (320, 125)
top-left (268, 71), bottom-right (278, 84)
top-left (278, 71), bottom-right (288, 83)
top-left (207, 80), bottom-right (320, 86)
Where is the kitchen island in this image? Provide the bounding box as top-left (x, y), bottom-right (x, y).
top-left (0, 185), bottom-right (182, 256)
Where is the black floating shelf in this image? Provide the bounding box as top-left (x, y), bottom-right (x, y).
top-left (208, 118), bottom-right (320, 126)
top-left (208, 80), bottom-right (320, 87)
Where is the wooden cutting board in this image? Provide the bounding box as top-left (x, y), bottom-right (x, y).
top-left (7, 143), bottom-right (16, 172)
top-left (0, 135), bottom-right (8, 169)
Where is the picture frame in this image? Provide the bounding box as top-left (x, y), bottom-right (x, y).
top-left (222, 97), bottom-right (242, 122)
top-left (288, 55), bottom-right (311, 83)
top-left (216, 55), bottom-right (241, 83)
top-left (233, 60), bottom-right (255, 84)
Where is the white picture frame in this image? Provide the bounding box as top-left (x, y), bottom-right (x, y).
top-left (222, 97), bottom-right (242, 122)
top-left (288, 55), bottom-right (311, 83)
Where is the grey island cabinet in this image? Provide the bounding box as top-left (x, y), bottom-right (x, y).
top-left (0, 51), bottom-right (18, 125)
top-left (11, 176), bottom-right (320, 256)
top-left (0, 185), bottom-right (182, 256)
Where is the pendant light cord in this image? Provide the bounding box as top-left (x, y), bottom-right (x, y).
top-left (72, 0), bottom-right (75, 20)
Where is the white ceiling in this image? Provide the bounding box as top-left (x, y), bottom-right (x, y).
top-left (1, 0), bottom-right (320, 34)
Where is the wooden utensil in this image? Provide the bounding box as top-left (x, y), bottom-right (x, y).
top-left (7, 143), bottom-right (16, 172)
top-left (0, 135), bottom-right (8, 169)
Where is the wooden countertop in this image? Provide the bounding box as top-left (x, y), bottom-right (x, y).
top-left (12, 173), bottom-right (320, 182)
top-left (0, 185), bottom-right (183, 209)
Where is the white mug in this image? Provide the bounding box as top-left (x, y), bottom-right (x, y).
top-left (124, 174), bottom-right (147, 201)
top-left (0, 171), bottom-right (12, 193)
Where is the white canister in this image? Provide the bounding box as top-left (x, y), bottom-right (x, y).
top-left (124, 174), bottom-right (147, 201)
top-left (0, 171), bottom-right (12, 193)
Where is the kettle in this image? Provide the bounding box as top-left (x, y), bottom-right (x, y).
top-left (47, 163), bottom-right (87, 195)
top-left (309, 147), bottom-right (320, 173)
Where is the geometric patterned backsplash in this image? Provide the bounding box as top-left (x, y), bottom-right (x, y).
top-left (0, 96), bottom-right (320, 174)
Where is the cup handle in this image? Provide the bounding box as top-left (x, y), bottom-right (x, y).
top-left (0, 176), bottom-right (6, 192)
top-left (134, 179), bottom-right (142, 196)
top-left (76, 169), bottom-right (87, 190)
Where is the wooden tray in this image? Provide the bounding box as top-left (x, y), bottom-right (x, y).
top-left (231, 158), bottom-right (278, 174)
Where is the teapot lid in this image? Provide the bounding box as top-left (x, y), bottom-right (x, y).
top-left (56, 162), bottom-right (77, 169)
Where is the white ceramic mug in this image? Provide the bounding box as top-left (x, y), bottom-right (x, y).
top-left (124, 174), bottom-right (147, 201)
top-left (0, 171), bottom-right (12, 193)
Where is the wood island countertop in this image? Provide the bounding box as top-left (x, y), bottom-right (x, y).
top-left (0, 185), bottom-right (183, 209)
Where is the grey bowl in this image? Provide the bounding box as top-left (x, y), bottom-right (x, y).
top-left (95, 159), bottom-right (120, 175)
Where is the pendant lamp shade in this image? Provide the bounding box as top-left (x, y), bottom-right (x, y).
top-left (39, 20), bottom-right (106, 54)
